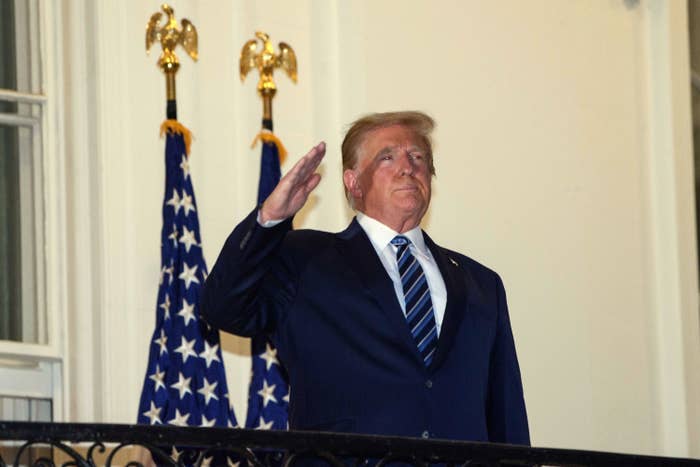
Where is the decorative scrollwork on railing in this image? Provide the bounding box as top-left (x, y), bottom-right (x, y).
top-left (13, 439), bottom-right (89, 467)
top-left (283, 450), bottom-right (347, 467)
top-left (1, 422), bottom-right (699, 467)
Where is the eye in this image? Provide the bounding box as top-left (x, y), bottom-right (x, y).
top-left (409, 151), bottom-right (425, 162)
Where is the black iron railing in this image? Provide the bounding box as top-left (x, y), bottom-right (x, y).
top-left (0, 422), bottom-right (698, 467)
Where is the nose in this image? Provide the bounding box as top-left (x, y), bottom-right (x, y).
top-left (398, 151), bottom-right (415, 175)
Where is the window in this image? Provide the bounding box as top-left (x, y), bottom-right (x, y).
top-left (0, 0), bottom-right (46, 344)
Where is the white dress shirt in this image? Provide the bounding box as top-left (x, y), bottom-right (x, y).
top-left (257, 210), bottom-right (448, 335)
top-left (356, 212), bottom-right (447, 336)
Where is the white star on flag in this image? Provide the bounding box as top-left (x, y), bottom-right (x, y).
top-left (159, 294), bottom-right (171, 320)
top-left (142, 401), bottom-right (162, 425)
top-left (168, 223), bottom-right (178, 247)
top-left (148, 365), bottom-right (166, 392)
top-left (179, 262), bottom-right (200, 289)
top-left (177, 299), bottom-right (196, 326)
top-left (200, 415), bottom-right (216, 427)
top-left (259, 342), bottom-right (279, 370)
top-left (199, 341), bottom-right (221, 368)
top-left (227, 458), bottom-right (240, 467)
top-left (166, 189), bottom-right (181, 214)
top-left (179, 226), bottom-right (199, 253)
top-left (153, 329), bottom-right (168, 355)
top-left (257, 380), bottom-right (277, 407)
top-left (256, 416), bottom-right (274, 430)
top-left (201, 456), bottom-right (213, 467)
top-left (169, 408), bottom-right (190, 427)
top-left (137, 126), bottom-right (239, 431)
top-left (170, 372), bottom-right (192, 399)
top-left (170, 447), bottom-right (181, 462)
top-left (283, 391), bottom-right (290, 403)
top-left (174, 336), bottom-right (197, 363)
top-left (197, 377), bottom-right (219, 405)
top-left (180, 154), bottom-right (190, 179)
top-left (181, 192), bottom-right (196, 216)
top-left (164, 261), bottom-right (174, 284)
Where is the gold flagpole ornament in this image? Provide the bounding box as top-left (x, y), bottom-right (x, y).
top-left (146, 3), bottom-right (198, 119)
top-left (240, 31), bottom-right (297, 122)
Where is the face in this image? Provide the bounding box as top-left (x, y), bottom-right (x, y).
top-left (343, 125), bottom-right (432, 231)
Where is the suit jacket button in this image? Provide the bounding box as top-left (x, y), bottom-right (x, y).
top-left (421, 430), bottom-right (430, 439)
top-left (425, 380), bottom-right (433, 389)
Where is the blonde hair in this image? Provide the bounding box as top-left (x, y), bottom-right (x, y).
top-left (341, 111), bottom-right (436, 174)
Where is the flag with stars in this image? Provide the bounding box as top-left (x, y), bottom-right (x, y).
top-left (245, 127), bottom-right (291, 430)
top-left (137, 120), bottom-right (238, 431)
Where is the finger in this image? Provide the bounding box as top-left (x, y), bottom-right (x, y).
top-left (299, 142), bottom-right (326, 171)
top-left (291, 142), bottom-right (326, 184)
top-left (285, 142), bottom-right (324, 180)
top-left (303, 173), bottom-right (322, 195)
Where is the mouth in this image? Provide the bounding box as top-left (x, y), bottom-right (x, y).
top-left (394, 186), bottom-right (419, 192)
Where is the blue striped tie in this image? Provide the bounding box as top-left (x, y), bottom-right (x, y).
top-left (391, 235), bottom-right (437, 366)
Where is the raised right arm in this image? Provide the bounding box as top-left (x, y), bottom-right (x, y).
top-left (200, 142), bottom-right (326, 336)
top-left (200, 207), bottom-right (294, 336)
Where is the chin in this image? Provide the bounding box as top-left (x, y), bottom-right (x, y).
top-left (394, 202), bottom-right (426, 217)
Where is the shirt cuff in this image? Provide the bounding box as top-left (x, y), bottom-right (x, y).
top-left (256, 209), bottom-right (285, 228)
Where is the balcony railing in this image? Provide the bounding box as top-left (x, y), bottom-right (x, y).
top-left (0, 421), bottom-right (698, 467)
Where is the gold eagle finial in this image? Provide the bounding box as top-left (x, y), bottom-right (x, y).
top-left (240, 31), bottom-right (297, 100)
top-left (146, 3), bottom-right (198, 73)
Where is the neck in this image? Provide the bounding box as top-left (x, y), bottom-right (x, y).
top-left (358, 210), bottom-right (421, 234)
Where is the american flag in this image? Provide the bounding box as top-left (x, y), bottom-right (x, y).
top-left (245, 133), bottom-right (290, 430)
top-left (137, 121), bottom-right (238, 433)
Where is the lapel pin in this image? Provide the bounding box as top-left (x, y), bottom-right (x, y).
top-left (449, 257), bottom-right (459, 267)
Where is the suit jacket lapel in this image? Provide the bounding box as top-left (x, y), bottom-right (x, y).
top-left (423, 232), bottom-right (475, 371)
top-left (336, 219), bottom-right (426, 364)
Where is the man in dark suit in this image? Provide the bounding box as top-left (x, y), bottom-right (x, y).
top-left (201, 111), bottom-right (529, 444)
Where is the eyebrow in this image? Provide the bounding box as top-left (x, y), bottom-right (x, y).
top-left (374, 145), bottom-right (426, 157)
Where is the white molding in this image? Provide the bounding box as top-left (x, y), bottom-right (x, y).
top-left (0, 90), bottom-right (47, 103)
top-left (92, 0), bottom-right (124, 423)
top-left (0, 114), bottom-right (39, 127)
top-left (644, 0), bottom-right (700, 457)
top-left (0, 342), bottom-right (61, 361)
top-left (58, 0), bottom-right (106, 423)
top-left (41, 0), bottom-right (68, 423)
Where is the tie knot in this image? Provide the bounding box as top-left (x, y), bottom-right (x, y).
top-left (391, 235), bottom-right (409, 247)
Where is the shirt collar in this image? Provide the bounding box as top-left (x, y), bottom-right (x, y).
top-left (356, 212), bottom-right (429, 258)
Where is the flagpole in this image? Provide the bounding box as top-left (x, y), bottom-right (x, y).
top-left (146, 3), bottom-right (198, 120)
top-left (239, 31), bottom-right (297, 430)
top-left (240, 31), bottom-right (297, 130)
top-left (138, 5), bottom-right (239, 453)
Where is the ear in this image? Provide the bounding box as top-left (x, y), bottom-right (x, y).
top-left (343, 169), bottom-right (362, 198)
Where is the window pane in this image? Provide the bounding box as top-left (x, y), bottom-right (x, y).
top-left (0, 0), bottom-right (40, 94)
top-left (0, 0), bottom-right (17, 91)
top-left (0, 396), bottom-right (52, 464)
top-left (0, 123), bottom-right (42, 344)
top-left (0, 395), bottom-right (52, 421)
top-left (0, 125), bottom-right (22, 342)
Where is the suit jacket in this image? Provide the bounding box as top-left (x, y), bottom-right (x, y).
top-left (201, 208), bottom-right (530, 445)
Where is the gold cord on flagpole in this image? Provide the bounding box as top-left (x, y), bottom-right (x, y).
top-left (239, 31), bottom-right (297, 122)
top-left (146, 3), bottom-right (198, 118)
top-left (160, 120), bottom-right (193, 156)
top-left (250, 130), bottom-right (288, 163)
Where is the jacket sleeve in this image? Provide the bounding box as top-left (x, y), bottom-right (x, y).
top-left (486, 273), bottom-right (531, 445)
top-left (200, 207), bottom-right (296, 337)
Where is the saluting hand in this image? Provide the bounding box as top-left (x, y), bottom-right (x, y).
top-left (259, 142), bottom-right (326, 223)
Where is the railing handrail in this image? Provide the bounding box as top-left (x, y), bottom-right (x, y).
top-left (0, 421), bottom-right (698, 467)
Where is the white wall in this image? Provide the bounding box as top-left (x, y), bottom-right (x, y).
top-left (54, 0), bottom-right (700, 459)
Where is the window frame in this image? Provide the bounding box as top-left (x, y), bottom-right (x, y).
top-left (0, 0), bottom-right (65, 421)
